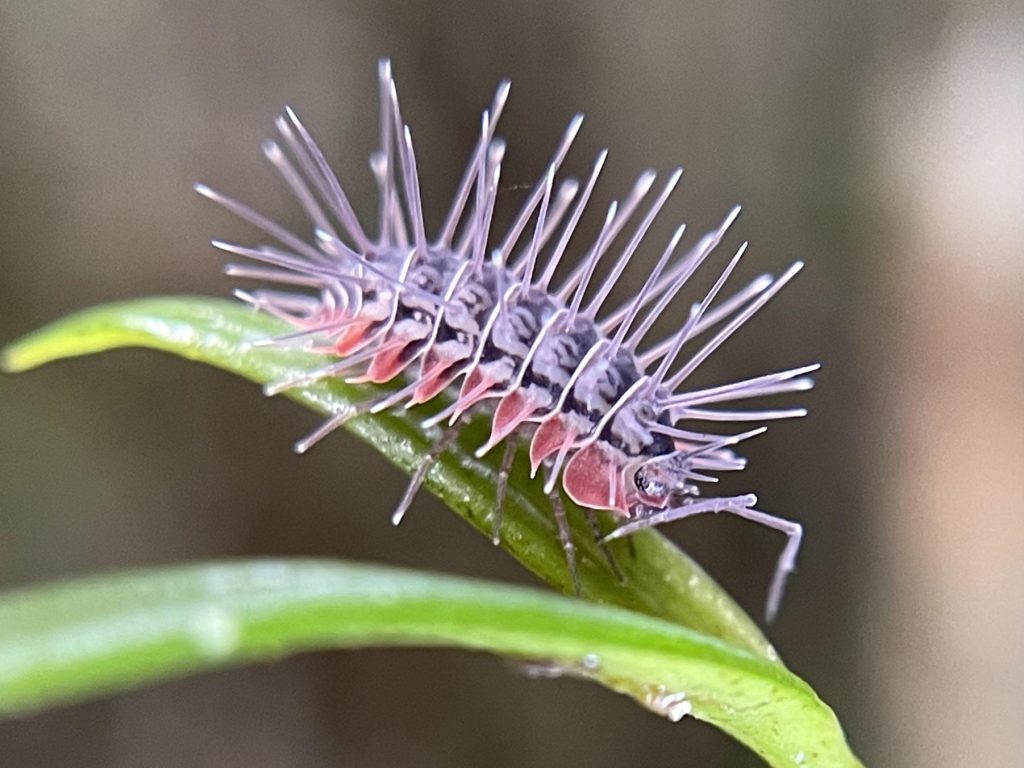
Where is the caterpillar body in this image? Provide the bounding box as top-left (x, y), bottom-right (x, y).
top-left (197, 60), bottom-right (817, 621)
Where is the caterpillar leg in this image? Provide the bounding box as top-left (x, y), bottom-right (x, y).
top-left (547, 473), bottom-right (580, 596)
top-left (491, 438), bottom-right (517, 545)
top-left (391, 423), bottom-right (464, 526)
top-left (602, 494), bottom-right (802, 622)
top-left (584, 508), bottom-right (625, 584)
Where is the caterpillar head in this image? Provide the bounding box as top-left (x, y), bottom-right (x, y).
top-left (629, 453), bottom-right (701, 511)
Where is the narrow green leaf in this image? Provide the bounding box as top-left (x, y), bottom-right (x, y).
top-left (3, 297), bottom-right (776, 659)
top-left (0, 559), bottom-right (861, 766)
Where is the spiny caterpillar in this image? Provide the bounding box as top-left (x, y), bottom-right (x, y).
top-left (197, 60), bottom-right (817, 621)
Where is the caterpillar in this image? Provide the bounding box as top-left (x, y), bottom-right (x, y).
top-left (196, 60), bottom-right (817, 621)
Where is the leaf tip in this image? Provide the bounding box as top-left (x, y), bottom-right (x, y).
top-left (1, 340), bottom-right (30, 374)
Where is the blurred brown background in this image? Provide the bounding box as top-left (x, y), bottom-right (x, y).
top-left (1, 1), bottom-right (1021, 766)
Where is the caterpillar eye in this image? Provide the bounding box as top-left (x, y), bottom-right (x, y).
top-left (633, 467), bottom-right (667, 500)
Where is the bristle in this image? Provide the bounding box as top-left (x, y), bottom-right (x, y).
top-left (197, 186), bottom-right (331, 266)
top-left (666, 261), bottom-right (804, 390)
top-left (582, 169), bottom-right (681, 320)
top-left (283, 106), bottom-right (372, 253)
top-left (293, 405), bottom-right (359, 454)
top-left (535, 150), bottom-right (608, 290)
top-left (520, 167), bottom-right (556, 287)
top-left (492, 438), bottom-right (517, 544)
top-left (401, 125), bottom-right (428, 254)
top-left (500, 115), bottom-right (584, 263)
top-left (662, 364), bottom-right (820, 409)
top-left (438, 81), bottom-right (511, 247)
top-left (470, 149), bottom-right (502, 275)
top-left (621, 206), bottom-right (740, 352)
top-left (392, 424), bottom-right (463, 526)
top-left (538, 178), bottom-right (579, 248)
top-left (225, 264), bottom-right (326, 287)
top-left (262, 140), bottom-right (336, 237)
top-left (650, 241), bottom-right (749, 386)
top-left (377, 60), bottom-right (397, 244)
top-left (211, 241), bottom-right (364, 289)
top-left (455, 133), bottom-right (505, 261)
top-left (605, 224), bottom-right (687, 354)
top-left (566, 201), bottom-right (618, 320)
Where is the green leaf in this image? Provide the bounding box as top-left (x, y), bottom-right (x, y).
top-left (0, 559), bottom-right (861, 767)
top-left (3, 297), bottom-right (775, 657)
top-left (2, 297), bottom-right (864, 765)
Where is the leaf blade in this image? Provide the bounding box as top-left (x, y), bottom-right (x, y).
top-left (3, 296), bottom-right (776, 658)
top-left (0, 559), bottom-right (862, 767)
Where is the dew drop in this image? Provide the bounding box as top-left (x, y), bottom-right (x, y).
top-left (519, 660), bottom-right (568, 679)
top-left (643, 685), bottom-right (692, 722)
top-left (662, 693), bottom-right (692, 722)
